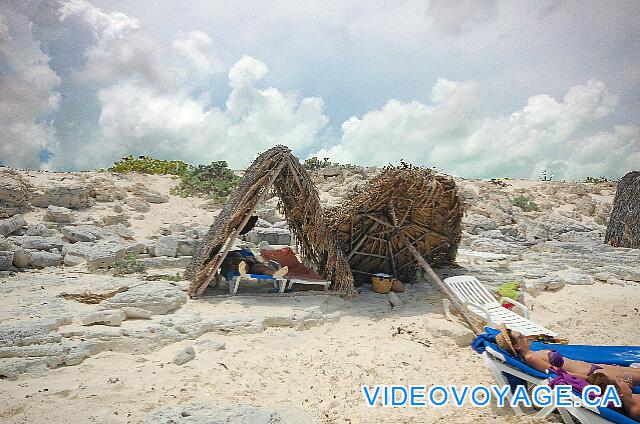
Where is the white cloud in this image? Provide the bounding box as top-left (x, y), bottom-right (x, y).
top-left (313, 79), bottom-right (638, 180)
top-left (0, 2), bottom-right (61, 169)
top-left (60, 0), bottom-right (172, 86)
top-left (51, 55), bottom-right (328, 170)
top-left (173, 30), bottom-right (223, 76)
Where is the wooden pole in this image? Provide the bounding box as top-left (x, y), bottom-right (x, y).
top-left (193, 160), bottom-right (287, 297)
top-left (398, 232), bottom-right (483, 335)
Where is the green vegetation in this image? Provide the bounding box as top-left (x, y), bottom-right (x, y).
top-left (595, 216), bottom-right (608, 226)
top-left (170, 161), bottom-right (241, 202)
top-left (303, 157), bottom-right (357, 171)
top-left (103, 253), bottom-right (147, 276)
top-left (108, 155), bottom-right (189, 176)
top-left (511, 195), bottom-right (540, 212)
top-left (144, 273), bottom-right (183, 282)
top-left (583, 176), bottom-right (610, 184)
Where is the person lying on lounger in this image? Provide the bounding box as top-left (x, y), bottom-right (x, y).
top-left (495, 324), bottom-right (640, 385)
top-left (587, 372), bottom-right (640, 420)
top-left (220, 249), bottom-right (288, 279)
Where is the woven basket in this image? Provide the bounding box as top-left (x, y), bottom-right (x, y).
top-left (372, 275), bottom-right (393, 294)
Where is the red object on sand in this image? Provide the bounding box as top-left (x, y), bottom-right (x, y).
top-left (260, 247), bottom-right (326, 281)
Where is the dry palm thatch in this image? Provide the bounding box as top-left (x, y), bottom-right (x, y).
top-left (185, 145), bottom-right (356, 298)
top-left (326, 164), bottom-right (482, 334)
top-left (326, 164), bottom-right (463, 283)
top-left (605, 171), bottom-right (640, 248)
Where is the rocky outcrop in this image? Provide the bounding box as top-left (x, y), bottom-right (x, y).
top-left (0, 168), bottom-right (31, 218)
top-left (0, 215), bottom-right (27, 236)
top-left (30, 180), bottom-right (93, 209)
top-left (44, 205), bottom-right (76, 223)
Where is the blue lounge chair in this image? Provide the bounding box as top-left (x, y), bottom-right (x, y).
top-left (475, 328), bottom-right (640, 423)
top-left (224, 249), bottom-right (286, 294)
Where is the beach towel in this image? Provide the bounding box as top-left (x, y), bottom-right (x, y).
top-left (260, 247), bottom-right (326, 281)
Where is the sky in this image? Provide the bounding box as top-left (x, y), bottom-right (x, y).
top-left (1, 0), bottom-right (638, 179)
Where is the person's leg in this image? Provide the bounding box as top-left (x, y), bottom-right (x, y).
top-left (596, 364), bottom-right (640, 384)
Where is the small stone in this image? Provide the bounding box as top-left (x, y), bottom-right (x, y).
top-left (44, 205), bottom-right (76, 223)
top-left (168, 223), bottom-right (185, 233)
top-left (103, 214), bottom-right (130, 227)
top-left (12, 248), bottom-right (30, 268)
top-left (606, 278), bottom-right (626, 286)
top-left (124, 198), bottom-right (151, 213)
top-left (139, 190), bottom-right (169, 204)
top-left (122, 307), bottom-right (154, 319)
top-left (594, 272), bottom-right (616, 282)
top-left (618, 270), bottom-right (640, 282)
top-left (196, 338), bottom-right (226, 352)
top-left (80, 309), bottom-right (126, 326)
top-left (112, 204), bottom-right (123, 213)
top-left (388, 292), bottom-right (403, 308)
top-left (173, 346), bottom-right (195, 365)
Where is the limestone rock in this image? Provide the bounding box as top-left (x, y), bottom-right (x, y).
top-left (29, 251), bottom-right (63, 268)
top-left (63, 240), bottom-right (127, 270)
top-left (31, 181), bottom-right (92, 209)
top-left (618, 270), bottom-right (640, 282)
top-left (124, 197), bottom-right (150, 213)
top-left (80, 309), bottom-right (126, 326)
top-left (556, 271), bottom-right (594, 285)
top-left (122, 307), bottom-right (154, 319)
top-left (101, 282), bottom-right (187, 315)
top-left (196, 338), bottom-right (226, 352)
top-left (0, 215), bottom-right (27, 236)
top-left (177, 238), bottom-right (196, 256)
top-left (12, 248), bottom-right (30, 268)
top-left (0, 169), bottom-right (31, 218)
top-left (154, 235), bottom-right (179, 257)
top-left (172, 345), bottom-right (195, 365)
top-left (244, 228), bottom-right (292, 246)
top-left (0, 251), bottom-right (13, 271)
top-left (25, 223), bottom-right (56, 237)
top-left (103, 214), bottom-right (130, 227)
top-left (61, 225), bottom-right (97, 243)
top-left (44, 205), bottom-right (76, 223)
top-left (388, 292), bottom-right (403, 308)
top-left (63, 254), bottom-right (85, 267)
top-left (141, 256), bottom-right (192, 269)
top-left (15, 236), bottom-right (65, 251)
top-left (138, 190), bottom-right (169, 204)
top-left (106, 223), bottom-right (134, 240)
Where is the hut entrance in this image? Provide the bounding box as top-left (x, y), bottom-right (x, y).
top-left (185, 146), bottom-right (355, 298)
top-left (327, 165), bottom-right (482, 334)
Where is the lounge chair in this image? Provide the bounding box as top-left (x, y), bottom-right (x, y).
top-left (476, 328), bottom-right (640, 424)
top-left (260, 247), bottom-right (331, 292)
top-left (443, 275), bottom-right (557, 337)
top-left (223, 249), bottom-right (287, 294)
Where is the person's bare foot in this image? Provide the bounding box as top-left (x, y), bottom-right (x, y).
top-left (273, 266), bottom-right (288, 278)
top-left (238, 261), bottom-right (248, 276)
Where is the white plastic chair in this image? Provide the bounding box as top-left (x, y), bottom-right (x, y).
top-left (443, 275), bottom-right (557, 337)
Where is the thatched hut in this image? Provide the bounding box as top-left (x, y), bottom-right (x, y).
top-left (605, 171), bottom-right (640, 248)
top-left (186, 146), bottom-right (356, 298)
top-left (326, 164), bottom-right (463, 284)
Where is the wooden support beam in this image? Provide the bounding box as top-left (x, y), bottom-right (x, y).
top-left (398, 232), bottom-right (482, 335)
top-left (352, 251), bottom-right (387, 259)
top-left (365, 214), bottom-right (394, 228)
top-left (193, 161), bottom-right (287, 297)
top-left (387, 240), bottom-right (397, 277)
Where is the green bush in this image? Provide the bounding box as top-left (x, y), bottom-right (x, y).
top-left (105, 253), bottom-right (147, 276)
top-left (595, 216), bottom-right (608, 226)
top-left (303, 156), bottom-right (357, 171)
top-left (511, 196), bottom-right (539, 212)
top-left (108, 155), bottom-right (189, 176)
top-left (583, 176), bottom-right (610, 184)
top-left (170, 161), bottom-right (241, 202)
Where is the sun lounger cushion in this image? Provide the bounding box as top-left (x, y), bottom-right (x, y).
top-left (484, 327), bottom-right (640, 367)
top-left (477, 331), bottom-right (640, 423)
